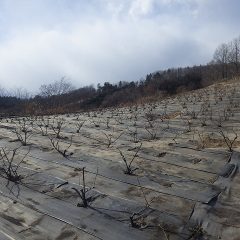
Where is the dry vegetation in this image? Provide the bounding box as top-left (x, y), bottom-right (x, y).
top-left (0, 78), bottom-right (240, 239)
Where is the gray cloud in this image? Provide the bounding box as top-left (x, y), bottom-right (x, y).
top-left (0, 0), bottom-right (239, 92)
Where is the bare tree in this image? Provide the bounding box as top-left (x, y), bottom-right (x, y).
top-left (13, 118), bottom-right (33, 146)
top-left (127, 126), bottom-right (139, 143)
top-left (229, 36), bottom-right (240, 74)
top-left (37, 117), bottom-right (50, 136)
top-left (213, 43), bottom-right (230, 79)
top-left (75, 120), bottom-right (85, 133)
top-left (0, 147), bottom-right (29, 183)
top-left (10, 87), bottom-right (31, 99)
top-left (145, 127), bottom-right (157, 140)
top-left (51, 118), bottom-right (65, 138)
top-left (72, 167), bottom-right (98, 208)
top-left (219, 129), bottom-right (238, 152)
top-left (39, 77), bottom-right (75, 97)
top-left (118, 143), bottom-right (142, 175)
top-left (49, 136), bottom-right (74, 158)
top-left (102, 130), bottom-right (124, 148)
top-left (196, 131), bottom-right (208, 149)
top-left (0, 85), bottom-right (7, 97)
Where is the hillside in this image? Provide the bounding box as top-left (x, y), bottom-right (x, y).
top-left (0, 61), bottom-right (238, 116)
top-left (0, 77), bottom-right (240, 239)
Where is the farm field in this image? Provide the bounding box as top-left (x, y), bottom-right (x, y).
top-left (0, 79), bottom-right (240, 240)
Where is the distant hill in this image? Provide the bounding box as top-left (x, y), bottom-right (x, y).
top-left (1, 35), bottom-right (240, 115)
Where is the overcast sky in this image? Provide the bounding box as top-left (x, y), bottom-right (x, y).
top-left (0, 0), bottom-right (239, 92)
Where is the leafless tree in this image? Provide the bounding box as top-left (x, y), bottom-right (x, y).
top-left (213, 43), bottom-right (230, 79)
top-left (180, 114), bottom-right (192, 133)
top-left (72, 167), bottom-right (98, 208)
top-left (75, 120), bottom-right (85, 133)
top-left (229, 36), bottom-right (240, 74)
top-left (10, 87), bottom-right (32, 99)
top-left (127, 126), bottom-right (139, 143)
top-left (0, 147), bottom-right (29, 183)
top-left (129, 177), bottom-right (159, 232)
top-left (219, 129), bottom-right (238, 152)
top-left (13, 118), bottom-right (33, 146)
top-left (39, 77), bottom-right (75, 97)
top-left (51, 118), bottom-right (65, 138)
top-left (0, 85), bottom-right (7, 97)
top-left (145, 127), bottom-right (157, 140)
top-left (102, 130), bottom-right (124, 148)
top-left (118, 143), bottom-right (142, 175)
top-left (37, 117), bottom-right (50, 136)
top-left (49, 136), bottom-right (74, 158)
top-left (196, 131), bottom-right (208, 149)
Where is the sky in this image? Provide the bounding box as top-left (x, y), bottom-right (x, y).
top-left (0, 0), bottom-right (239, 93)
